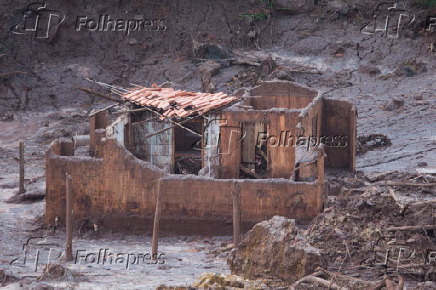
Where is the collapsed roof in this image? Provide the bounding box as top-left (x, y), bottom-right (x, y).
top-left (121, 86), bottom-right (239, 118)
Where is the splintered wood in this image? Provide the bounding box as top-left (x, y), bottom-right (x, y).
top-left (121, 86), bottom-right (238, 118)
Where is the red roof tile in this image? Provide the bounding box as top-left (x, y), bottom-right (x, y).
top-left (121, 86), bottom-right (238, 118)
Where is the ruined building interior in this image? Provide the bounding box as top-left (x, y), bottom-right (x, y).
top-left (45, 81), bottom-right (356, 234)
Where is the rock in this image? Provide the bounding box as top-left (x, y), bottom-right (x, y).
top-left (416, 281), bottom-right (436, 289)
top-left (31, 283), bottom-right (55, 290)
top-left (382, 99), bottom-right (404, 111)
top-left (128, 38), bottom-right (138, 45)
top-left (358, 65), bottom-right (381, 76)
top-left (228, 216), bottom-right (326, 282)
top-left (417, 161), bottom-right (428, 167)
top-left (0, 269), bottom-right (20, 286)
top-left (198, 60), bottom-right (221, 93)
top-left (2, 112), bottom-right (14, 121)
top-left (191, 272), bottom-right (265, 289)
top-left (192, 42), bottom-right (233, 61)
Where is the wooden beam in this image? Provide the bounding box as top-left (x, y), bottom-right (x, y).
top-left (151, 179), bottom-right (162, 259)
top-left (232, 182), bottom-right (241, 248)
top-left (65, 174), bottom-right (73, 261)
top-left (112, 107), bottom-right (151, 114)
top-left (143, 115), bottom-right (202, 140)
top-left (317, 145), bottom-right (325, 211)
top-left (19, 141), bottom-right (25, 194)
top-left (349, 106), bottom-right (356, 172)
top-left (239, 165), bottom-right (262, 179)
top-left (77, 87), bottom-right (124, 104)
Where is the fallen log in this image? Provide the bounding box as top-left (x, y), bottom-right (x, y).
top-left (6, 190), bottom-right (46, 203)
top-left (386, 225), bottom-right (436, 231)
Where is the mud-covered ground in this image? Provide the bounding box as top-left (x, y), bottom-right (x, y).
top-left (1, 0), bottom-right (435, 289)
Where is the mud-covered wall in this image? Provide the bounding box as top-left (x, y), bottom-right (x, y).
top-left (46, 138), bottom-right (165, 232)
top-left (46, 136), bottom-right (323, 233)
top-left (218, 81), bottom-right (321, 179)
top-left (218, 109), bottom-right (301, 179)
top-left (159, 176), bottom-right (322, 235)
top-left (131, 113), bottom-right (174, 172)
top-left (322, 99), bottom-right (356, 171)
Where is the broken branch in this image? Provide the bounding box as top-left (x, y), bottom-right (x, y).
top-left (77, 87), bottom-right (124, 104)
top-left (385, 182), bottom-right (436, 187)
top-left (239, 165), bottom-right (262, 179)
top-left (0, 71), bottom-right (29, 78)
top-left (387, 187), bottom-right (406, 214)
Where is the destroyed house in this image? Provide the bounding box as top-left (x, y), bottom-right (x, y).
top-left (46, 81), bottom-right (356, 234)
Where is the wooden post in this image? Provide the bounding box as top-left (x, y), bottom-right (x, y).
top-left (128, 112), bottom-right (133, 150)
top-left (65, 174), bottom-right (73, 261)
top-left (151, 179), bottom-right (162, 259)
top-left (19, 141), bottom-right (25, 194)
top-left (317, 145), bottom-right (325, 211)
top-left (232, 182), bottom-right (241, 248)
top-left (349, 106), bottom-right (357, 173)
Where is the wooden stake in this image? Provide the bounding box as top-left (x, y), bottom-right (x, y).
top-left (349, 106), bottom-right (356, 173)
top-left (151, 179), bottom-right (162, 260)
top-left (232, 182), bottom-right (241, 248)
top-left (19, 141), bottom-right (25, 194)
top-left (65, 174), bottom-right (73, 261)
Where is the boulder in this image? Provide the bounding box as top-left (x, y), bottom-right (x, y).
top-left (228, 216), bottom-right (326, 282)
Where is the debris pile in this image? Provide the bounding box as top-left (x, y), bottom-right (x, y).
top-left (357, 134), bottom-right (391, 154)
top-left (308, 172), bottom-right (436, 283)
